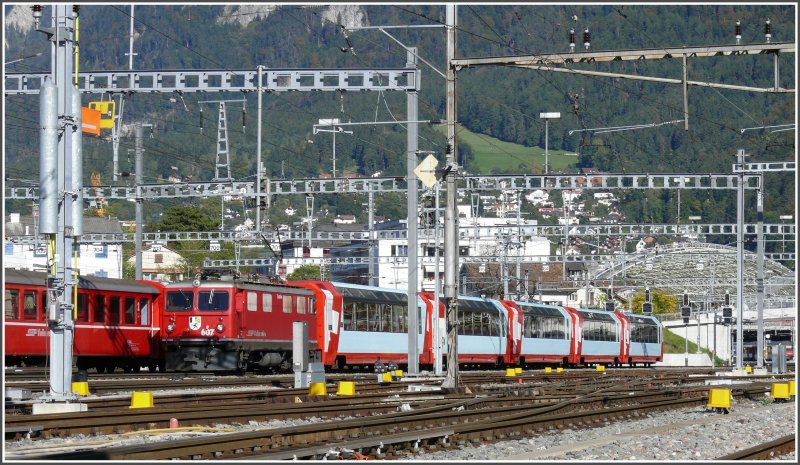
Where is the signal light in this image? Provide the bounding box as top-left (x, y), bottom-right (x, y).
top-left (681, 305), bottom-right (691, 324)
top-left (682, 292), bottom-right (689, 307)
top-left (722, 307), bottom-right (733, 325)
top-left (605, 301), bottom-right (615, 312)
top-left (642, 302), bottom-right (653, 314)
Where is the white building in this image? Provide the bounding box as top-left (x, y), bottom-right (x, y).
top-left (365, 217), bottom-right (552, 291)
top-left (4, 214), bottom-right (124, 278)
top-left (127, 243), bottom-right (187, 282)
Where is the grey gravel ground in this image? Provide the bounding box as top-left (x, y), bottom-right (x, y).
top-left (5, 393), bottom-right (796, 461)
top-left (401, 397), bottom-right (797, 461)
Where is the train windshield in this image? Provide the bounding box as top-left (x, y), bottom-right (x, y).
top-left (166, 291), bottom-right (194, 312)
top-left (198, 290), bottom-right (229, 312)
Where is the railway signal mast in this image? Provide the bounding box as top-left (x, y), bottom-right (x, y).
top-left (33, 4), bottom-right (84, 411)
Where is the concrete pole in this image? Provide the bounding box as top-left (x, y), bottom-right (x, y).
top-left (682, 54), bottom-right (689, 130)
top-left (256, 65), bottom-right (263, 231)
top-left (369, 186), bottom-right (377, 286)
top-left (135, 123), bottom-right (143, 280)
top-left (756, 184), bottom-right (765, 367)
top-left (443, 5), bottom-right (460, 389)
top-left (127, 5), bottom-right (135, 70)
top-left (406, 47), bottom-right (420, 375)
top-left (502, 233), bottom-right (509, 299)
top-left (433, 181), bottom-right (443, 375)
top-left (544, 119), bottom-right (549, 175)
top-left (735, 149), bottom-right (745, 369)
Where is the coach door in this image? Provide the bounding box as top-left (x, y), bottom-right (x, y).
top-left (321, 289), bottom-right (338, 352)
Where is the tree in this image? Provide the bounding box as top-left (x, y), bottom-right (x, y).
top-left (630, 288), bottom-right (679, 314)
top-left (287, 265), bottom-right (321, 281)
top-left (150, 205), bottom-right (219, 232)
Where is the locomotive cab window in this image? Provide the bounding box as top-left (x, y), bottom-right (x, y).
top-left (198, 290), bottom-right (229, 312)
top-left (166, 291), bottom-right (194, 312)
top-left (262, 293), bottom-right (272, 312)
top-left (247, 292), bottom-right (258, 312)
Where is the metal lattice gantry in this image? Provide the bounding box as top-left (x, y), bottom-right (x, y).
top-left (592, 242), bottom-right (796, 307)
top-left (3, 172), bottom-right (763, 201)
top-left (4, 68), bottom-right (419, 95)
top-left (3, 222), bottom-right (795, 246)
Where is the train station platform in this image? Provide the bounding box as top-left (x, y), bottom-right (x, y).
top-left (654, 353), bottom-right (713, 367)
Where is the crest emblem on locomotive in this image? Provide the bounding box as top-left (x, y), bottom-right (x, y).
top-left (189, 316), bottom-right (202, 331)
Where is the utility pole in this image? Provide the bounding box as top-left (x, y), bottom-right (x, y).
top-left (256, 65), bottom-right (264, 231)
top-left (113, 5), bottom-right (135, 182)
top-left (135, 123), bottom-right (143, 279)
top-left (406, 47), bottom-right (420, 375)
top-left (35, 4), bottom-right (82, 406)
top-left (433, 181), bottom-right (443, 375)
top-left (756, 183), bottom-right (765, 368)
top-left (442, 4), bottom-right (460, 390)
top-left (200, 99), bottom-right (246, 181)
top-left (735, 149), bottom-right (746, 369)
top-left (367, 185), bottom-right (377, 286)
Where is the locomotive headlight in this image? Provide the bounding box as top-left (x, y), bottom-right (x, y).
top-left (167, 323), bottom-right (175, 333)
top-left (216, 323), bottom-right (225, 333)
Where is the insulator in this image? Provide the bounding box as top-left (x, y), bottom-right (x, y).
top-left (764, 19), bottom-right (771, 42)
top-left (199, 107), bottom-right (204, 133)
top-left (645, 288), bottom-right (651, 303)
top-left (242, 107), bottom-right (246, 131)
top-left (583, 29), bottom-right (590, 50)
top-left (735, 21), bottom-right (742, 37)
top-left (39, 76), bottom-right (58, 234)
top-left (724, 292), bottom-right (730, 306)
top-left (683, 293), bottom-right (689, 307)
top-left (569, 29), bottom-right (576, 45)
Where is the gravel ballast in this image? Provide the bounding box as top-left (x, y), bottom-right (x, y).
top-left (5, 394), bottom-right (796, 460)
top-left (401, 397), bottom-right (796, 461)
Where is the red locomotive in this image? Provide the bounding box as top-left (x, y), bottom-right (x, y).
top-left (161, 273), bottom-right (317, 372)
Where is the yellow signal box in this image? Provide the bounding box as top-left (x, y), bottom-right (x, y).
top-left (88, 100), bottom-right (115, 130)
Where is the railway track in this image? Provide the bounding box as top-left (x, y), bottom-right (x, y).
top-left (716, 434), bottom-right (796, 460)
top-left (13, 391), bottom-right (718, 460)
top-left (8, 381), bottom-right (776, 460)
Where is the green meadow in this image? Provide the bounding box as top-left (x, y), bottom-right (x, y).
top-left (436, 124), bottom-right (578, 174)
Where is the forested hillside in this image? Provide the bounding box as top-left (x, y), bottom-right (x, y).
top-left (4, 4), bottom-right (795, 231)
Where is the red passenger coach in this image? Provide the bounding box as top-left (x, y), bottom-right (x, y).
top-left (4, 268), bottom-right (164, 373)
top-left (161, 274), bottom-right (316, 372)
